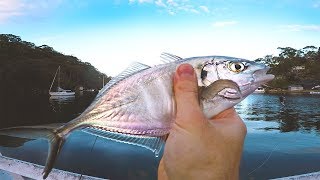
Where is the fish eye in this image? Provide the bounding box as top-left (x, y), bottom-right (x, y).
top-left (227, 62), bottom-right (246, 73)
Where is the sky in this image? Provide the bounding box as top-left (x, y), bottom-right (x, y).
top-left (1, 0), bottom-right (320, 76)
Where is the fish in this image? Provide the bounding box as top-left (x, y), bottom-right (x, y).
top-left (0, 53), bottom-right (274, 179)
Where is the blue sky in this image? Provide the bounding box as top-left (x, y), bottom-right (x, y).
top-left (1, 0), bottom-right (320, 76)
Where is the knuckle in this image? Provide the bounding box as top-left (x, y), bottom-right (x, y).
top-left (175, 81), bottom-right (198, 94)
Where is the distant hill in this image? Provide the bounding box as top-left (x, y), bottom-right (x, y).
top-left (0, 34), bottom-right (110, 95)
top-left (2, 34), bottom-right (319, 95)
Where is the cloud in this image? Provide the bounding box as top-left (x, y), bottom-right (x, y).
top-left (281, 24), bottom-right (320, 32)
top-left (312, 0), bottom-right (320, 8)
top-left (155, 0), bottom-right (166, 7)
top-left (167, 0), bottom-right (177, 6)
top-left (129, 0), bottom-right (205, 15)
top-left (129, 0), bottom-right (152, 3)
top-left (0, 0), bottom-right (25, 22)
top-left (199, 5), bottom-right (209, 13)
top-left (0, 0), bottom-right (65, 23)
top-left (212, 21), bottom-right (238, 27)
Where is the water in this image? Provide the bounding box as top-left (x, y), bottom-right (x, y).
top-left (0, 93), bottom-right (320, 179)
top-left (237, 94), bottom-right (320, 179)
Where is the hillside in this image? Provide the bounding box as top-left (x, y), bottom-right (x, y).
top-left (255, 46), bottom-right (320, 89)
top-left (0, 34), bottom-right (110, 95)
top-left (1, 34), bottom-right (319, 95)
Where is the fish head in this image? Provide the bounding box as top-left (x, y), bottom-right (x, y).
top-left (189, 56), bottom-right (275, 118)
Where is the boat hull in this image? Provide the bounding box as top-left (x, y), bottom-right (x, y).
top-left (49, 92), bottom-right (75, 96)
top-left (253, 87), bottom-right (265, 93)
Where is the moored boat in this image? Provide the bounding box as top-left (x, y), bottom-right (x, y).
top-left (254, 87), bottom-right (265, 93)
top-left (49, 66), bottom-right (75, 97)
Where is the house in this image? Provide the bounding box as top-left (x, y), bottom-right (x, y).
top-left (291, 66), bottom-right (305, 71)
top-left (288, 85), bottom-right (303, 91)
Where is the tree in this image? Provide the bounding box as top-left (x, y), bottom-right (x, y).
top-left (302, 46), bottom-right (317, 60)
top-left (254, 55), bottom-right (278, 67)
top-left (257, 46), bottom-right (320, 89)
top-left (277, 47), bottom-right (297, 59)
top-left (0, 34), bottom-right (110, 95)
top-left (0, 34), bottom-right (22, 43)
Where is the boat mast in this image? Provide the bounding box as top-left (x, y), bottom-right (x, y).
top-left (49, 66), bottom-right (60, 93)
top-left (58, 66), bottom-right (60, 89)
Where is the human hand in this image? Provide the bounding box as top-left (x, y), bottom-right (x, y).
top-left (158, 64), bottom-right (247, 180)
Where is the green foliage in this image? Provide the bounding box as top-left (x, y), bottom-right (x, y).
top-left (2, 34), bottom-right (319, 93)
top-left (0, 34), bottom-right (111, 95)
top-left (255, 46), bottom-right (320, 89)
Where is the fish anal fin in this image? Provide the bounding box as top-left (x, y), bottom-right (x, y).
top-left (82, 128), bottom-right (165, 157)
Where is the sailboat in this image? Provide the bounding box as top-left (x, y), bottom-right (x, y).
top-left (49, 66), bottom-right (75, 96)
top-left (254, 87), bottom-right (265, 93)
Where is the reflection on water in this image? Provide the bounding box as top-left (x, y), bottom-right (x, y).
top-left (0, 93), bottom-right (320, 179)
top-left (49, 95), bottom-right (76, 113)
top-left (0, 135), bottom-right (30, 148)
top-left (236, 94), bottom-right (320, 133)
top-left (236, 94), bottom-right (320, 179)
top-left (0, 92), bottom-right (95, 129)
top-left (49, 95), bottom-right (75, 104)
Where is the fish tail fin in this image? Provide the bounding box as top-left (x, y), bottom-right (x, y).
top-left (42, 130), bottom-right (65, 179)
top-left (0, 125), bottom-right (67, 179)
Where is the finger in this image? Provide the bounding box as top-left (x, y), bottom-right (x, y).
top-left (211, 107), bottom-right (242, 124)
top-left (211, 108), bottom-right (247, 134)
top-left (158, 159), bottom-right (168, 180)
top-left (213, 107), bottom-right (238, 119)
top-left (173, 64), bottom-right (204, 125)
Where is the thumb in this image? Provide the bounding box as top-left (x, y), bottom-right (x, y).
top-left (173, 64), bottom-right (204, 126)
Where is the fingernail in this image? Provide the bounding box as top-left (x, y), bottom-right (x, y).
top-left (177, 64), bottom-right (194, 78)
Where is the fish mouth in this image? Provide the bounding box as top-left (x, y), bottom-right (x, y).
top-left (252, 67), bottom-right (275, 85)
top-left (239, 68), bottom-right (274, 94)
top-left (254, 74), bottom-right (275, 85)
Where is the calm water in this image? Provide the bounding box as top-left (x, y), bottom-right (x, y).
top-left (0, 92), bottom-right (319, 179)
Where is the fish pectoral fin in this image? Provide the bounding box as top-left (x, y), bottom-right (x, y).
top-left (218, 87), bottom-right (242, 99)
top-left (199, 79), bottom-right (241, 100)
top-left (82, 127), bottom-right (165, 157)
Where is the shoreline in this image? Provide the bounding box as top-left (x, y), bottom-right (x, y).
top-left (265, 89), bottom-right (320, 94)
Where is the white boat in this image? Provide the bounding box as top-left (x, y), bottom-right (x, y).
top-left (49, 66), bottom-right (75, 97)
top-left (310, 91), bottom-right (320, 95)
top-left (254, 87), bottom-right (265, 93)
top-left (310, 86), bottom-right (320, 94)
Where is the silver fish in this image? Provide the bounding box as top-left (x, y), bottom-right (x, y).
top-left (0, 53), bottom-right (274, 179)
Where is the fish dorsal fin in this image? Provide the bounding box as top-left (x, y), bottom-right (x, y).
top-left (82, 127), bottom-right (165, 157)
top-left (96, 62), bottom-right (151, 98)
top-left (160, 52), bottom-right (183, 63)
